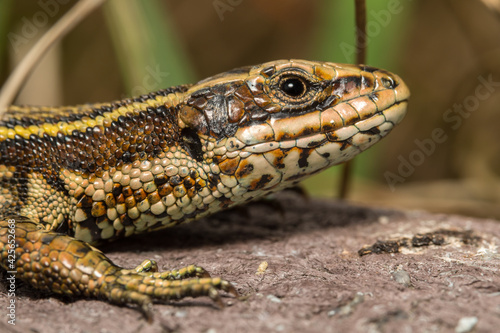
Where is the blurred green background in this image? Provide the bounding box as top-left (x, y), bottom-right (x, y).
top-left (1, 0), bottom-right (499, 219)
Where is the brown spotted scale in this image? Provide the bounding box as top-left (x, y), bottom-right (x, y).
top-left (0, 59), bottom-right (409, 319)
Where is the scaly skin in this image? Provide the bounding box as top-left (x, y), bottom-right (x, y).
top-left (0, 59), bottom-right (409, 319)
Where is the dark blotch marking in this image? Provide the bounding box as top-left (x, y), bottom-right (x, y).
top-left (361, 65), bottom-right (378, 73)
top-left (74, 245), bottom-right (91, 256)
top-left (78, 195), bottom-right (93, 208)
top-left (340, 140), bottom-right (352, 151)
top-left (236, 162), bottom-right (254, 178)
top-left (121, 214), bottom-right (134, 226)
top-left (228, 139), bottom-right (242, 150)
top-left (54, 220), bottom-right (70, 234)
top-left (363, 127), bottom-right (381, 136)
top-left (307, 138), bottom-right (327, 148)
top-left (79, 216), bottom-right (102, 241)
top-left (207, 173), bottom-right (220, 189)
top-left (112, 184), bottom-right (123, 197)
top-left (219, 157), bottom-right (241, 175)
top-left (251, 174), bottom-right (273, 190)
top-left (169, 175), bottom-right (182, 186)
top-left (266, 149), bottom-right (286, 169)
top-left (154, 175), bottom-right (169, 186)
top-left (40, 234), bottom-right (55, 245)
top-left (218, 197), bottom-right (234, 209)
top-left (298, 127), bottom-right (314, 137)
top-left (297, 149), bottom-right (312, 168)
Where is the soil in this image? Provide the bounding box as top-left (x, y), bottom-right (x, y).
top-left (1, 191), bottom-right (499, 333)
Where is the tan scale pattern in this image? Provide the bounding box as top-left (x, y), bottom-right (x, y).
top-left (0, 60), bottom-right (409, 318)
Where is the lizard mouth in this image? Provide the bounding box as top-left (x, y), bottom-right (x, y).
top-left (235, 99), bottom-right (408, 155)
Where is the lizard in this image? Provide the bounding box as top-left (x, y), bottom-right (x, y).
top-left (0, 59), bottom-right (409, 319)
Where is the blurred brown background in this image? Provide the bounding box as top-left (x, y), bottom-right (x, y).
top-left (1, 0), bottom-right (499, 219)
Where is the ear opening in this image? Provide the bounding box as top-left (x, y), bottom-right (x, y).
top-left (181, 127), bottom-right (204, 162)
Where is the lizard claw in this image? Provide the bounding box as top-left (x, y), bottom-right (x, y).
top-left (99, 266), bottom-right (238, 320)
top-left (135, 260), bottom-right (212, 279)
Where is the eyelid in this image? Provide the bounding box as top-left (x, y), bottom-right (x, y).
top-left (266, 68), bottom-right (321, 109)
top-left (278, 74), bottom-right (311, 88)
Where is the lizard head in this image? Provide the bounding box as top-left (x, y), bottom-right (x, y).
top-left (178, 59), bottom-right (409, 200)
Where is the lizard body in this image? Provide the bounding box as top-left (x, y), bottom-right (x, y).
top-left (0, 59), bottom-right (409, 318)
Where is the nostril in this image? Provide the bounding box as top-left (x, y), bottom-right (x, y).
top-left (381, 76), bottom-right (397, 89)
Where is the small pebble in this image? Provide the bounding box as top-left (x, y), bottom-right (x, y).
top-left (392, 269), bottom-right (412, 287)
top-left (455, 317), bottom-right (478, 333)
top-left (267, 294), bottom-right (282, 303)
top-left (256, 261), bottom-right (268, 275)
top-left (378, 216), bottom-right (389, 224)
top-left (175, 310), bottom-right (187, 318)
top-left (275, 324), bottom-right (285, 331)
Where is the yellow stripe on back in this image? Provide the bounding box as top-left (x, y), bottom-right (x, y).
top-left (0, 94), bottom-right (182, 141)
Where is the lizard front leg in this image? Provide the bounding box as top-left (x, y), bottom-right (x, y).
top-left (0, 215), bottom-right (237, 320)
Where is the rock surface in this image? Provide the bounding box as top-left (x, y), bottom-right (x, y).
top-left (1, 192), bottom-right (499, 333)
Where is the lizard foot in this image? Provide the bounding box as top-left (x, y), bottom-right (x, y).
top-left (100, 267), bottom-right (238, 321)
top-left (0, 217), bottom-right (238, 322)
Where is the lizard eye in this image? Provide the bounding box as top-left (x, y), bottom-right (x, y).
top-left (280, 76), bottom-right (307, 98)
top-left (268, 68), bottom-right (320, 109)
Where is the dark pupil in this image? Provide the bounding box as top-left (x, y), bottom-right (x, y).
top-left (280, 78), bottom-right (305, 97)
